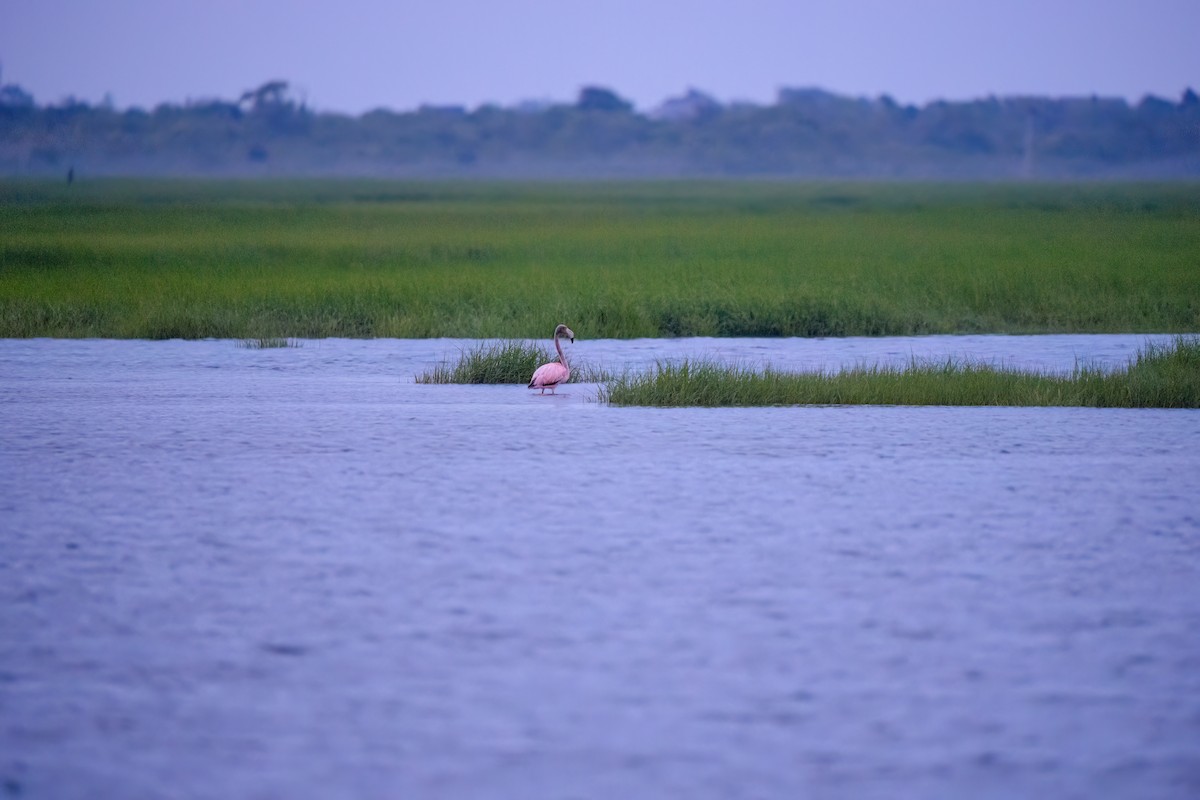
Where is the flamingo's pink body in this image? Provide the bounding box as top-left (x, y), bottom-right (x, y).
top-left (529, 324), bottom-right (575, 394)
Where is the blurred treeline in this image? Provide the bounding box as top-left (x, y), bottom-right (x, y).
top-left (2, 81), bottom-right (1197, 178)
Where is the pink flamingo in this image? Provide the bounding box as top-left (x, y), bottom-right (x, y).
top-left (528, 324), bottom-right (575, 394)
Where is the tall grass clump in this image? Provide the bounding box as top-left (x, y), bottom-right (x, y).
top-left (416, 339), bottom-right (612, 384)
top-left (1102, 337), bottom-right (1200, 407)
top-left (601, 338), bottom-right (1200, 408)
top-left (416, 341), bottom-right (551, 384)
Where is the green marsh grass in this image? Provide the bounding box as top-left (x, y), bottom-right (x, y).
top-left (600, 338), bottom-right (1200, 408)
top-left (2, 179), bottom-right (1198, 339)
top-left (416, 341), bottom-right (549, 384)
top-left (416, 339), bottom-right (610, 384)
top-left (237, 337), bottom-right (301, 349)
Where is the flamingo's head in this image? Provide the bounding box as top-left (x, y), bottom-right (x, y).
top-left (555, 324), bottom-right (575, 343)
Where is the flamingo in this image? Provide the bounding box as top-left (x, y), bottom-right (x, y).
top-left (528, 324), bottom-right (575, 394)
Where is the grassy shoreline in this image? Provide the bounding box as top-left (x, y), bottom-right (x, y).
top-left (411, 336), bottom-right (1199, 408)
top-left (3, 179), bottom-right (1198, 339)
top-left (599, 338), bottom-right (1200, 408)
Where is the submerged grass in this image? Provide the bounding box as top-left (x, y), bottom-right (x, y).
top-left (600, 338), bottom-right (1200, 408)
top-left (237, 337), bottom-right (301, 349)
top-left (2, 179), bottom-right (1198, 338)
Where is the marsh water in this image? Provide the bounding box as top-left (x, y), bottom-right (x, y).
top-left (2, 334), bottom-right (1198, 799)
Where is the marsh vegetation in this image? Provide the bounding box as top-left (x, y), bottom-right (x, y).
top-left (599, 338), bottom-right (1200, 408)
top-left (415, 340), bottom-right (609, 384)
top-left (416, 341), bottom-right (551, 384)
top-left (2, 180), bottom-right (1197, 339)
top-left (237, 336), bottom-right (301, 349)
top-left (409, 334), bottom-right (1199, 408)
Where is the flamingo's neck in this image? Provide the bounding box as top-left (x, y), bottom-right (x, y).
top-left (555, 334), bottom-right (570, 372)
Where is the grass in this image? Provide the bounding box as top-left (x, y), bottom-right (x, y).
top-left (1, 179), bottom-right (1198, 339)
top-left (237, 337), bottom-right (301, 349)
top-left (416, 340), bottom-right (550, 384)
top-left (416, 339), bottom-right (609, 384)
top-left (600, 338), bottom-right (1200, 408)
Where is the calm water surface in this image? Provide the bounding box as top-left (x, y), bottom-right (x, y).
top-left (2, 335), bottom-right (1198, 800)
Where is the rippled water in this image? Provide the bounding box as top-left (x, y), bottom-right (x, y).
top-left (2, 335), bottom-right (1199, 800)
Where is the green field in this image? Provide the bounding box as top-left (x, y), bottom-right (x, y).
top-left (1, 179), bottom-right (1198, 339)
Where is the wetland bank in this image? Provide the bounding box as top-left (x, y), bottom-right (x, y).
top-left (2, 179), bottom-right (1198, 339)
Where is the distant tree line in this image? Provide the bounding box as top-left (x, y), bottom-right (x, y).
top-left (1, 80), bottom-right (1197, 178)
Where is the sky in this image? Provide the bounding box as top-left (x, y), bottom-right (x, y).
top-left (1, 0), bottom-right (1197, 114)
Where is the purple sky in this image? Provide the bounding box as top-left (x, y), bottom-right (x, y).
top-left (1, 0), bottom-right (1197, 113)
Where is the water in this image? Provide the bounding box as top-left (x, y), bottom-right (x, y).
top-left (2, 335), bottom-right (1198, 800)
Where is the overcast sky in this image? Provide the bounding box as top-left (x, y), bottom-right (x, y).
top-left (1, 0), bottom-right (1197, 113)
